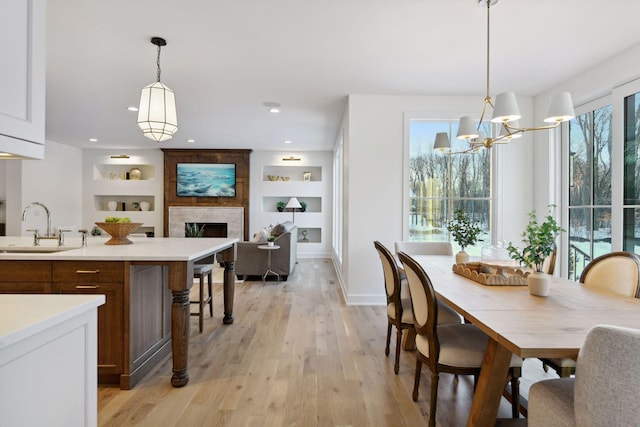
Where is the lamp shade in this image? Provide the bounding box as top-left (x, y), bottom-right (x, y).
top-left (137, 81), bottom-right (178, 142)
top-left (491, 92), bottom-right (522, 123)
top-left (497, 121), bottom-right (523, 140)
top-left (285, 197), bottom-right (302, 210)
top-left (456, 116), bottom-right (479, 140)
top-left (544, 92), bottom-right (575, 123)
top-left (433, 132), bottom-right (451, 150)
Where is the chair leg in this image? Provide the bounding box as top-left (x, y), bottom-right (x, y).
top-left (385, 322), bottom-right (392, 356)
top-left (428, 371), bottom-right (440, 427)
top-left (207, 270), bottom-right (213, 317)
top-left (510, 371), bottom-right (520, 418)
top-left (198, 274), bottom-right (205, 333)
top-left (394, 327), bottom-right (402, 374)
top-left (413, 358), bottom-right (422, 401)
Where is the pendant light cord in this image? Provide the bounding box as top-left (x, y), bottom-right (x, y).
top-left (156, 44), bottom-right (162, 83)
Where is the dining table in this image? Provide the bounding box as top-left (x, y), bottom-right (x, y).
top-left (410, 255), bottom-right (640, 427)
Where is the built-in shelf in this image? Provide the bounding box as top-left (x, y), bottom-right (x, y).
top-left (93, 195), bottom-right (155, 212)
top-left (297, 227), bottom-right (321, 243)
top-left (262, 196), bottom-right (321, 213)
top-left (93, 164), bottom-right (156, 181)
top-left (262, 166), bottom-right (322, 182)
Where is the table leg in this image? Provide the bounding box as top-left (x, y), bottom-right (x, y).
top-left (467, 338), bottom-right (512, 426)
top-left (170, 288), bottom-right (190, 387)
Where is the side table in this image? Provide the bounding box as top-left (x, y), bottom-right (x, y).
top-left (257, 244), bottom-right (280, 282)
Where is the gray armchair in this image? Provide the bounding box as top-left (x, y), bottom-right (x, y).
top-left (235, 221), bottom-right (297, 280)
top-left (529, 324), bottom-right (640, 426)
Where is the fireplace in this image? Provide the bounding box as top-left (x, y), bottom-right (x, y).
top-left (168, 207), bottom-right (244, 241)
top-left (185, 222), bottom-right (228, 238)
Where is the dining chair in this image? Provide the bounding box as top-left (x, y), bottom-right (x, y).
top-left (540, 251), bottom-right (640, 377)
top-left (394, 241), bottom-right (462, 325)
top-left (529, 324), bottom-right (640, 427)
top-left (374, 241), bottom-right (416, 374)
top-left (398, 251), bottom-right (523, 425)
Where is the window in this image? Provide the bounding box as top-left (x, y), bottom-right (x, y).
top-left (567, 105), bottom-right (612, 280)
top-left (623, 93), bottom-right (640, 252)
top-left (408, 119), bottom-right (491, 256)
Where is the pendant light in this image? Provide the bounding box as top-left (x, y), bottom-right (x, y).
top-left (436, 0), bottom-right (575, 153)
top-left (137, 37), bottom-right (178, 142)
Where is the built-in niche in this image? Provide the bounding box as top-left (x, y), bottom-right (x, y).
top-left (162, 149), bottom-right (252, 240)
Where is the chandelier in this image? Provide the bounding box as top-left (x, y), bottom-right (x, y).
top-left (137, 37), bottom-right (178, 142)
top-left (436, 0), bottom-right (575, 152)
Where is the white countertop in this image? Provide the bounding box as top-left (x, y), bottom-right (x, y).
top-left (0, 236), bottom-right (238, 261)
top-left (0, 294), bottom-right (105, 349)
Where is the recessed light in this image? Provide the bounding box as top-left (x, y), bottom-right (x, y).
top-left (127, 106), bottom-right (139, 112)
top-left (283, 140), bottom-right (292, 144)
top-left (89, 138), bottom-right (98, 142)
top-left (186, 139), bottom-right (195, 143)
top-left (263, 101), bottom-right (281, 113)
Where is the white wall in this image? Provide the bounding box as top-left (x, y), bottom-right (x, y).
top-left (340, 94), bottom-right (535, 304)
top-left (5, 140), bottom-right (83, 235)
top-left (0, 161), bottom-right (6, 223)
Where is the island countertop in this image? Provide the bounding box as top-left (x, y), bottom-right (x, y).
top-left (0, 236), bottom-right (239, 261)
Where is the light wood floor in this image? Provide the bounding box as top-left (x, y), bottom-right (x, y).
top-left (98, 258), bottom-right (557, 427)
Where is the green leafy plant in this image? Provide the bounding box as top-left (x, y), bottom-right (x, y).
top-left (507, 206), bottom-right (565, 272)
top-left (276, 201), bottom-right (286, 212)
top-left (446, 209), bottom-right (483, 251)
top-left (267, 235), bottom-right (275, 242)
top-left (299, 201), bottom-right (307, 212)
top-left (185, 222), bottom-right (205, 237)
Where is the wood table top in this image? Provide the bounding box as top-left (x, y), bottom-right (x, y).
top-left (411, 255), bottom-right (640, 359)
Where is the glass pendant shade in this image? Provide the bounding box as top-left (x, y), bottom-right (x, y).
top-left (433, 132), bottom-right (451, 150)
top-left (491, 92), bottom-right (522, 123)
top-left (544, 92), bottom-right (575, 123)
top-left (456, 116), bottom-right (479, 140)
top-left (137, 81), bottom-right (178, 142)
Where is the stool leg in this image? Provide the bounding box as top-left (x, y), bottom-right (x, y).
top-left (199, 274), bottom-right (205, 333)
top-left (207, 270), bottom-right (213, 317)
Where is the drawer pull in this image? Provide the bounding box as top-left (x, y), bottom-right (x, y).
top-left (75, 270), bottom-right (100, 274)
top-left (75, 285), bottom-right (100, 289)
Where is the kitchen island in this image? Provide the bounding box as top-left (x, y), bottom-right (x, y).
top-left (0, 236), bottom-right (238, 389)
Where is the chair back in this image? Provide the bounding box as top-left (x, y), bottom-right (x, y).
top-left (574, 325), bottom-right (640, 426)
top-left (398, 251), bottom-right (439, 360)
top-left (580, 251), bottom-right (640, 297)
top-left (541, 245), bottom-right (557, 275)
top-left (394, 241), bottom-right (453, 256)
top-left (374, 241), bottom-right (404, 322)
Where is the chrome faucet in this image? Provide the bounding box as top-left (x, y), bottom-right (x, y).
top-left (22, 202), bottom-right (59, 245)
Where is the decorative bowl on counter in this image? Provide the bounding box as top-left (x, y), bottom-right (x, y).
top-left (95, 222), bottom-right (142, 245)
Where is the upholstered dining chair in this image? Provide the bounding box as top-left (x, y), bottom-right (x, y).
top-left (393, 241), bottom-right (462, 325)
top-left (540, 251), bottom-right (640, 377)
top-left (529, 324), bottom-right (640, 427)
top-left (398, 251), bottom-right (523, 425)
top-left (374, 241), bottom-right (416, 374)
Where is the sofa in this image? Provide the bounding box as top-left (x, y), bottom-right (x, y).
top-left (235, 221), bottom-right (297, 280)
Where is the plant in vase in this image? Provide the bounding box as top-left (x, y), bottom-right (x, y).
top-left (276, 201), bottom-right (286, 212)
top-left (507, 206), bottom-right (564, 296)
top-left (447, 209), bottom-right (483, 264)
top-left (267, 235), bottom-right (275, 247)
top-left (185, 222), bottom-right (205, 238)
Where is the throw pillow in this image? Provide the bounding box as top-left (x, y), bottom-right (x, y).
top-left (271, 223), bottom-right (285, 237)
top-left (251, 227), bottom-right (269, 243)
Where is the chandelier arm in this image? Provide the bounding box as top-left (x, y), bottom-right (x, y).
top-left (502, 121), bottom-right (562, 132)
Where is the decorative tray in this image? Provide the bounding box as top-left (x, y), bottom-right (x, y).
top-left (452, 261), bottom-right (530, 286)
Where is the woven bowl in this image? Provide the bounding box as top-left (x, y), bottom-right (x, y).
top-left (95, 222), bottom-right (142, 245)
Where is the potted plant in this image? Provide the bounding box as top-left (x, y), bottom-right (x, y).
top-left (276, 201), bottom-right (286, 212)
top-left (299, 201), bottom-right (307, 212)
top-left (185, 222), bottom-right (205, 237)
top-left (507, 206), bottom-right (564, 296)
top-left (447, 209), bottom-right (483, 264)
top-left (267, 235), bottom-right (275, 247)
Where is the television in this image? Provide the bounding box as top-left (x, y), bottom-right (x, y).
top-left (177, 163), bottom-right (236, 197)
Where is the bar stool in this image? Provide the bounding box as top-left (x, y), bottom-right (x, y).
top-left (191, 264), bottom-right (214, 332)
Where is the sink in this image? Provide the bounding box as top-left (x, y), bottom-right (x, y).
top-left (0, 246), bottom-right (80, 254)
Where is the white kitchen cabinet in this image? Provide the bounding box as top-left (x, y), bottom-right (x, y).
top-left (0, 294), bottom-right (105, 427)
top-left (0, 0), bottom-right (46, 159)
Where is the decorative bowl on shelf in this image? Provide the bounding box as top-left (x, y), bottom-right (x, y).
top-left (267, 175), bottom-right (279, 181)
top-left (95, 222), bottom-right (142, 245)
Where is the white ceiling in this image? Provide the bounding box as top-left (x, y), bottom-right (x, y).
top-left (45, 0), bottom-right (640, 152)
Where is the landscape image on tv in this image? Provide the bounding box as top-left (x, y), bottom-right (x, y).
top-left (177, 163), bottom-right (236, 197)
